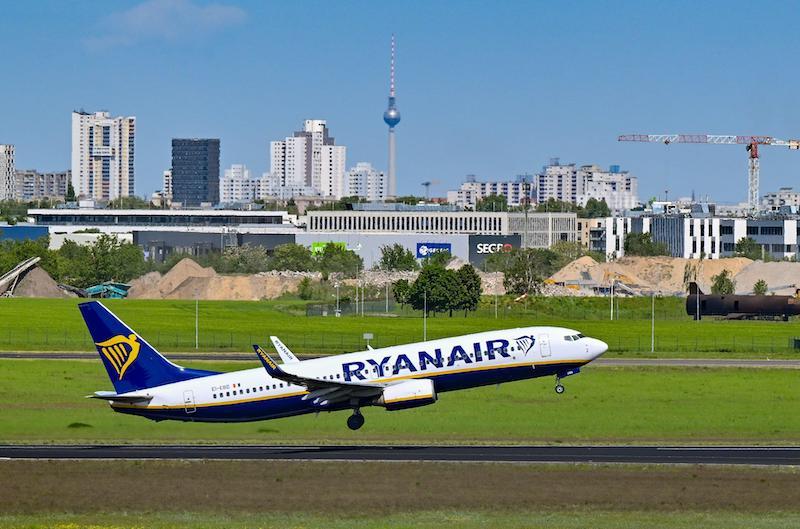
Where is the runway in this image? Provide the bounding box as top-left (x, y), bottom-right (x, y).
top-left (1, 445), bottom-right (798, 465)
top-left (2, 351), bottom-right (799, 368)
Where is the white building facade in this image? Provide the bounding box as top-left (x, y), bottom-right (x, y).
top-left (71, 111), bottom-right (135, 201)
top-left (162, 170), bottom-right (173, 200)
top-left (0, 145), bottom-right (15, 200)
top-left (446, 175), bottom-right (533, 209)
top-left (536, 159), bottom-right (639, 213)
top-left (762, 187), bottom-right (800, 211)
top-left (14, 169), bottom-right (69, 201)
top-left (264, 120), bottom-right (347, 199)
top-left (346, 162), bottom-right (386, 201)
top-left (577, 165), bottom-right (639, 212)
top-left (220, 164), bottom-right (257, 204)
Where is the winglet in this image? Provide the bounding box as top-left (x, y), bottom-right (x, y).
top-left (253, 345), bottom-right (282, 377)
top-left (270, 336), bottom-right (299, 363)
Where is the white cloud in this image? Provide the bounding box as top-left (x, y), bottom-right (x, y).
top-left (85, 0), bottom-right (246, 50)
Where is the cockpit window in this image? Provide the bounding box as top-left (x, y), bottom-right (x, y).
top-left (564, 335), bottom-right (573, 341)
top-left (565, 334), bottom-right (585, 341)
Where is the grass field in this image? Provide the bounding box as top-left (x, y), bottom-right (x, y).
top-left (1, 359), bottom-right (798, 444)
top-left (1, 297), bottom-right (800, 357)
top-left (1, 460), bottom-right (799, 528)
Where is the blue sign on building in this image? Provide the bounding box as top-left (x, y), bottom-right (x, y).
top-left (0, 225), bottom-right (49, 241)
top-left (416, 242), bottom-right (451, 258)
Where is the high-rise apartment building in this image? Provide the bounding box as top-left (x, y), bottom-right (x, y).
top-left (162, 170), bottom-right (173, 201)
top-left (14, 169), bottom-right (69, 201)
top-left (264, 120), bottom-right (346, 199)
top-left (347, 162), bottom-right (386, 201)
top-left (220, 164), bottom-right (257, 204)
top-left (171, 139), bottom-right (220, 206)
top-left (536, 159), bottom-right (639, 213)
top-left (577, 164), bottom-right (638, 212)
top-left (0, 145), bottom-right (14, 200)
top-left (71, 111), bottom-right (135, 200)
top-left (536, 158), bottom-right (580, 204)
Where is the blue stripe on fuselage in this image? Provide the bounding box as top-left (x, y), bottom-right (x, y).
top-left (115, 360), bottom-right (584, 423)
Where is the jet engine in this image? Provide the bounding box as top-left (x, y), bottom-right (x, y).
top-left (376, 379), bottom-right (436, 410)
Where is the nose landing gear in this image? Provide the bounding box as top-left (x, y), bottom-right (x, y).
top-left (347, 409), bottom-right (365, 430)
top-left (554, 380), bottom-right (565, 394)
top-left (554, 367), bottom-right (580, 395)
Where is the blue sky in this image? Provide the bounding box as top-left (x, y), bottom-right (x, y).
top-left (1, 0), bottom-right (799, 202)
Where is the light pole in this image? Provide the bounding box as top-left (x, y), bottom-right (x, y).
top-left (610, 279), bottom-right (615, 320)
top-left (335, 283), bottom-right (340, 317)
top-left (651, 291), bottom-right (655, 353)
top-left (195, 298), bottom-right (199, 350)
top-left (423, 290), bottom-right (427, 341)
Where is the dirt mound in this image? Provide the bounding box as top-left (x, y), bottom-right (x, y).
top-left (128, 259), bottom-right (217, 299)
top-left (733, 262), bottom-right (800, 295)
top-left (13, 267), bottom-right (71, 298)
top-left (549, 256), bottom-right (754, 294)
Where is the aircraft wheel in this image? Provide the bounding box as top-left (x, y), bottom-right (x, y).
top-left (347, 411), bottom-right (365, 430)
top-left (555, 384), bottom-right (565, 395)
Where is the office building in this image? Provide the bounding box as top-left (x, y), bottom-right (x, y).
top-left (763, 187), bottom-right (800, 211)
top-left (346, 162), bottom-right (386, 201)
top-left (171, 139), bottom-right (220, 206)
top-left (0, 145), bottom-right (15, 200)
top-left (162, 170), bottom-right (173, 201)
top-left (71, 110), bottom-right (135, 200)
top-left (264, 120), bottom-right (347, 199)
top-left (14, 169), bottom-right (69, 201)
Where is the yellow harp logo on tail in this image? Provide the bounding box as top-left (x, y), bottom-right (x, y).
top-left (96, 334), bottom-right (141, 380)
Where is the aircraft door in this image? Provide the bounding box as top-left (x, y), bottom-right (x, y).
top-left (183, 390), bottom-right (196, 414)
top-left (539, 334), bottom-right (551, 357)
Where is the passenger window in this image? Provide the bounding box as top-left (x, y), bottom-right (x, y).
top-left (272, 385), bottom-right (276, 389)
top-left (226, 391), bottom-right (230, 397)
top-left (336, 374), bottom-right (341, 379)
top-left (212, 393), bottom-right (216, 399)
top-left (259, 386), bottom-right (263, 391)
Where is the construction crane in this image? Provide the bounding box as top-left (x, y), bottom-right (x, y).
top-left (618, 134), bottom-right (800, 214)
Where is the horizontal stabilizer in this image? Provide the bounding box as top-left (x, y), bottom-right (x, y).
top-left (87, 391), bottom-right (152, 403)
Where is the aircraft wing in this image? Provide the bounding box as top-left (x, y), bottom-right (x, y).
top-left (253, 345), bottom-right (385, 406)
top-left (270, 336), bottom-right (299, 363)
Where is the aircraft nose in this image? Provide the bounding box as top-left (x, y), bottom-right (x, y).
top-left (588, 338), bottom-right (608, 359)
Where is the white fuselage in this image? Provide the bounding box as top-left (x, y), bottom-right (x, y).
top-left (109, 326), bottom-right (607, 422)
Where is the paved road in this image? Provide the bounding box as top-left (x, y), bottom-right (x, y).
top-left (1, 351), bottom-right (799, 368)
top-left (1, 445), bottom-right (798, 465)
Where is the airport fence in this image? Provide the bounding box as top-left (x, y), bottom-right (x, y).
top-left (2, 326), bottom-right (800, 356)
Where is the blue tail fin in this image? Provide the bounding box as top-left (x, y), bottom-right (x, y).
top-left (79, 301), bottom-right (217, 394)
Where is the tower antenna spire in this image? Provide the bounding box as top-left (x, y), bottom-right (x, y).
top-left (390, 33), bottom-right (396, 98)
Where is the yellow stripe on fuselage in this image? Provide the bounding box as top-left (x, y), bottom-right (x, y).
top-left (110, 359), bottom-right (586, 411)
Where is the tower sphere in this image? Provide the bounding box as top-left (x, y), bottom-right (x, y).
top-left (383, 105), bottom-right (401, 128)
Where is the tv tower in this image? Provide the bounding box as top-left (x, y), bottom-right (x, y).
top-left (383, 34), bottom-right (401, 199)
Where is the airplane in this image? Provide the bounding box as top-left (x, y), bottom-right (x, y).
top-left (79, 300), bottom-right (608, 430)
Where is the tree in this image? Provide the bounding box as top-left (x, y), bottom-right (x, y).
top-left (735, 237), bottom-right (762, 260)
top-left (753, 279), bottom-right (768, 295)
top-left (407, 263), bottom-right (454, 315)
top-left (378, 244), bottom-right (418, 271)
top-left (711, 269), bottom-right (736, 295)
top-left (216, 245), bottom-right (270, 274)
top-left (316, 243), bottom-right (363, 279)
top-left (535, 198), bottom-right (580, 213)
top-left (489, 248), bottom-right (561, 296)
top-left (475, 194), bottom-right (507, 212)
top-left (65, 181), bottom-right (76, 202)
top-left (423, 249), bottom-right (452, 268)
top-left (582, 198), bottom-right (611, 218)
top-left (297, 277), bottom-right (314, 300)
top-left (624, 233), bottom-right (669, 256)
top-left (269, 243), bottom-right (314, 272)
top-left (453, 265), bottom-right (482, 316)
top-left (108, 196), bottom-right (151, 209)
top-left (392, 279), bottom-right (411, 308)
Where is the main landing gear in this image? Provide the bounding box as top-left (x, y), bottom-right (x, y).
top-left (347, 409), bottom-right (365, 430)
